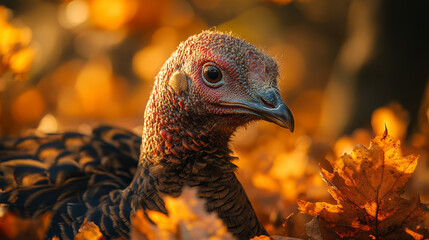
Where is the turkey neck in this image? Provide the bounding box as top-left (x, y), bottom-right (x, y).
top-left (132, 85), bottom-right (239, 197)
top-left (127, 87), bottom-right (267, 238)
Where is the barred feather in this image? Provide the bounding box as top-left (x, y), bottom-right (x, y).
top-left (0, 126), bottom-right (139, 239)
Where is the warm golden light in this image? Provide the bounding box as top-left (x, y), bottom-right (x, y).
top-left (133, 44), bottom-right (171, 83)
top-left (291, 90), bottom-right (323, 134)
top-left (75, 56), bottom-right (113, 115)
top-left (334, 129), bottom-right (371, 157)
top-left (268, 43), bottom-right (306, 92)
top-left (0, 6), bottom-right (34, 76)
top-left (8, 47), bottom-right (34, 73)
top-left (11, 89), bottom-right (46, 124)
top-left (36, 114), bottom-right (58, 133)
top-left (161, 0), bottom-right (194, 27)
top-left (89, 0), bottom-right (137, 31)
top-left (334, 136), bottom-right (354, 158)
top-left (252, 173), bottom-right (279, 193)
top-left (371, 103), bottom-right (408, 139)
top-left (59, 0), bottom-right (89, 28)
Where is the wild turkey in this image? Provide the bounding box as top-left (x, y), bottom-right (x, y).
top-left (0, 31), bottom-right (294, 240)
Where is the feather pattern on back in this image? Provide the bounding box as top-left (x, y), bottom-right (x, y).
top-left (0, 126), bottom-right (140, 238)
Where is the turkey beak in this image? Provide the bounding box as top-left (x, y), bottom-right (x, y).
top-left (221, 89), bottom-right (294, 132)
top-left (251, 89), bottom-right (294, 132)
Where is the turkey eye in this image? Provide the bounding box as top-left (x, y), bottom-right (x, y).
top-left (202, 65), bottom-right (223, 86)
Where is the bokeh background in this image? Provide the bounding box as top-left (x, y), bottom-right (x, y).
top-left (0, 0), bottom-right (428, 238)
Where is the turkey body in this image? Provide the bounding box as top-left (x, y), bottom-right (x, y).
top-left (0, 31), bottom-right (294, 240)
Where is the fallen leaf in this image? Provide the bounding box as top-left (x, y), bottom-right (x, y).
top-left (298, 129), bottom-right (429, 239)
top-left (131, 187), bottom-right (234, 240)
top-left (75, 220), bottom-right (105, 240)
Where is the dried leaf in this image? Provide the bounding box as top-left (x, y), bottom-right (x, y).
top-left (298, 130), bottom-right (429, 239)
top-left (131, 187), bottom-right (234, 240)
top-left (75, 220), bottom-right (105, 240)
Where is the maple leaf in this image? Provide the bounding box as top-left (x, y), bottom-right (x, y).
top-left (298, 130), bottom-right (429, 239)
top-left (130, 187), bottom-right (234, 240)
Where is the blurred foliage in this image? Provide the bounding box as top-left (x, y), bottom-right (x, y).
top-left (0, 6), bottom-right (34, 81)
top-left (0, 0), bottom-right (428, 239)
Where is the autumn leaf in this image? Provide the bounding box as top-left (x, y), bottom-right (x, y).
top-left (131, 187), bottom-right (234, 240)
top-left (298, 130), bottom-right (429, 239)
top-left (75, 220), bottom-right (105, 240)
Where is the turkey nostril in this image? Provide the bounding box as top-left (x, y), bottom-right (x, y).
top-left (260, 97), bottom-right (275, 108)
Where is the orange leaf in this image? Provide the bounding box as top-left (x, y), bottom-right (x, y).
top-left (298, 130), bottom-right (429, 239)
top-left (75, 220), bottom-right (105, 240)
top-left (131, 187), bottom-right (234, 240)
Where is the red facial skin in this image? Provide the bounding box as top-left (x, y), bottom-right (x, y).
top-left (141, 31), bottom-right (281, 162)
top-left (183, 38), bottom-right (279, 117)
